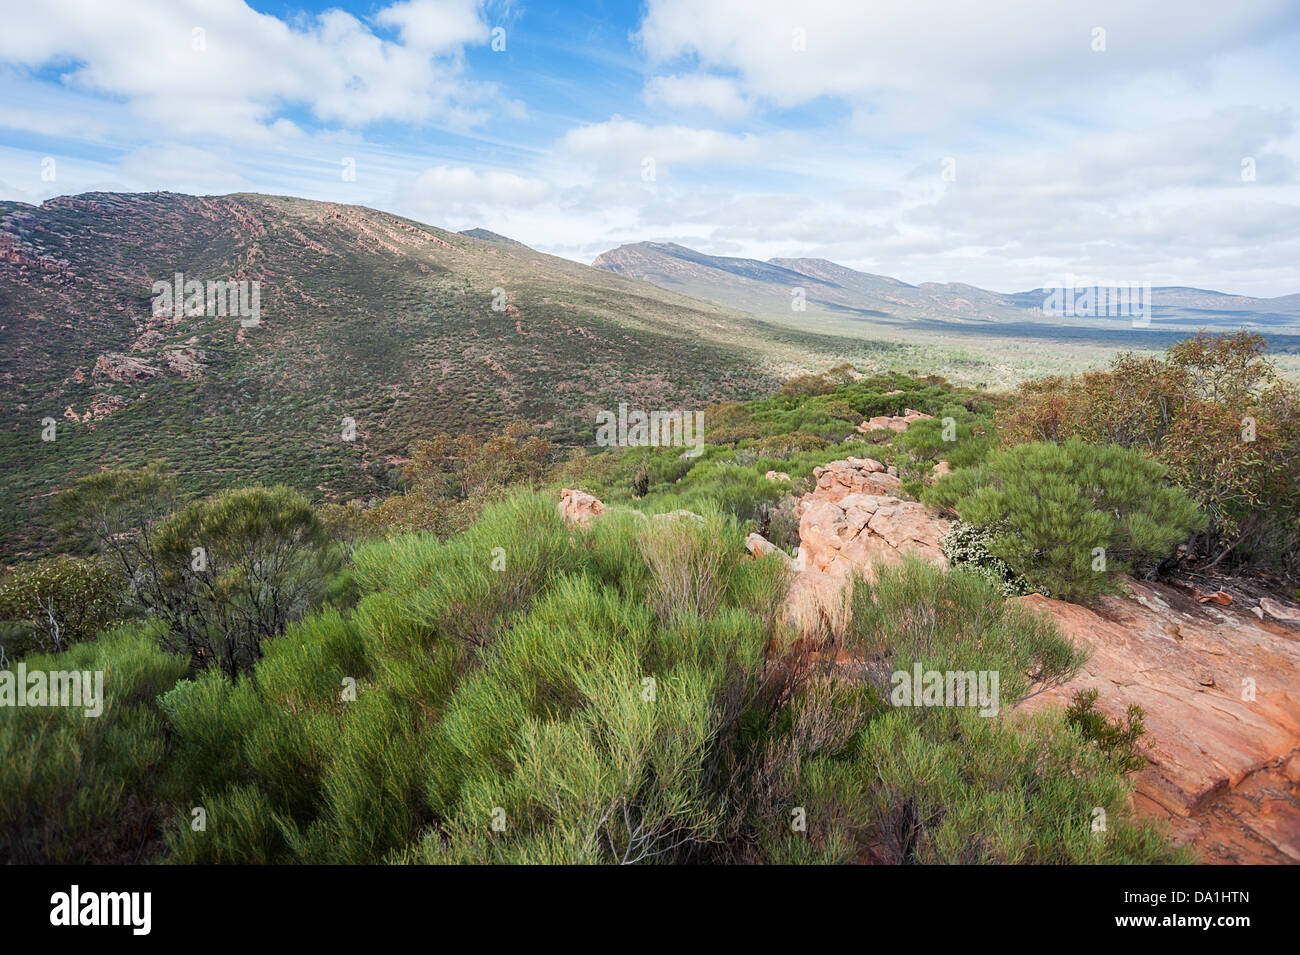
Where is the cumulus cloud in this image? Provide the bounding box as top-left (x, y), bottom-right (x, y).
top-left (638, 0), bottom-right (1296, 112)
top-left (410, 165), bottom-right (551, 205)
top-left (557, 118), bottom-right (766, 176)
top-left (0, 0), bottom-right (498, 137)
top-left (644, 74), bottom-right (751, 120)
top-left (2, 0), bottom-right (1299, 296)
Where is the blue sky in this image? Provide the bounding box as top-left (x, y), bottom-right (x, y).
top-left (2, 0), bottom-right (1300, 295)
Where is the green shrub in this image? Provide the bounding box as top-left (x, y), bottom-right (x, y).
top-left (926, 439), bottom-right (1205, 601)
top-left (1066, 688), bottom-right (1149, 775)
top-left (7, 490), bottom-right (1187, 866)
top-left (999, 332), bottom-right (1300, 575)
top-left (0, 624), bottom-right (189, 862)
top-left (0, 556), bottom-right (124, 657)
top-left (753, 559), bottom-right (1184, 864)
top-left (891, 404), bottom-right (994, 478)
top-left (61, 467), bottom-right (339, 680)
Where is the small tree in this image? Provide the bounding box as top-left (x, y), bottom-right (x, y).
top-left (59, 469), bottom-right (337, 680)
top-left (0, 556), bottom-right (123, 657)
top-left (997, 332), bottom-right (1300, 573)
top-left (148, 486), bottom-right (339, 678)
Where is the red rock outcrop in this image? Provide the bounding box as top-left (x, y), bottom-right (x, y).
top-left (858, 408), bottom-right (932, 433)
top-left (745, 532), bottom-right (796, 569)
top-left (557, 488), bottom-right (605, 526)
top-left (164, 347), bottom-right (207, 378)
top-left (93, 352), bottom-right (161, 384)
top-left (797, 494), bottom-right (949, 579)
top-left (810, 457), bottom-right (902, 499)
top-left (63, 394), bottom-right (130, 422)
top-left (770, 457), bottom-right (951, 635)
top-left (1016, 580), bottom-right (1300, 863)
top-left (794, 457), bottom-right (947, 580)
top-left (928, 460), bottom-right (952, 483)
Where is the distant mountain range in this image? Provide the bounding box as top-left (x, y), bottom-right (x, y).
top-left (592, 241), bottom-right (1300, 332)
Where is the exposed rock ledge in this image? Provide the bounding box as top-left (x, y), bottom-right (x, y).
top-left (1015, 580), bottom-right (1300, 863)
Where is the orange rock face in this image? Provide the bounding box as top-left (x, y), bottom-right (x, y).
top-left (92, 352), bottom-right (161, 384)
top-left (797, 494), bottom-right (949, 578)
top-left (1015, 580), bottom-right (1300, 863)
top-left (557, 488), bottom-right (605, 526)
top-left (811, 457), bottom-right (901, 499)
top-left (778, 457), bottom-right (951, 635)
top-left (796, 459), bottom-right (948, 579)
top-left (858, 408), bottom-right (932, 434)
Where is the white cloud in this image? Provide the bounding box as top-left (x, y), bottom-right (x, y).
top-left (0, 0), bottom-right (498, 137)
top-left (557, 118), bottom-right (765, 175)
top-left (410, 165), bottom-right (551, 205)
top-left (374, 0), bottom-right (489, 53)
top-left (638, 0), bottom-right (1297, 113)
top-left (2, 0), bottom-right (1299, 297)
top-left (644, 74), bottom-right (750, 120)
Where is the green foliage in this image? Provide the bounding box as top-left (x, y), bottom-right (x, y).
top-left (754, 560), bottom-right (1181, 864)
top-left (2, 492), bottom-right (1184, 865)
top-left (846, 556), bottom-right (1085, 706)
top-left (0, 555), bottom-right (124, 657)
top-left (1066, 688), bottom-right (1149, 775)
top-left (0, 624), bottom-right (190, 862)
top-left (552, 372), bottom-right (984, 534)
top-left (999, 332), bottom-right (1300, 574)
top-left (892, 404), bottom-right (995, 476)
top-left (3, 355), bottom-right (1211, 866)
top-left (62, 470), bottom-right (339, 680)
top-left (927, 439), bottom-right (1205, 601)
top-left (1, 193), bottom-right (794, 561)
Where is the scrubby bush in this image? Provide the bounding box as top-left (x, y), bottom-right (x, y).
top-left (927, 439), bottom-right (1205, 601)
top-left (940, 522), bottom-right (1029, 597)
top-left (0, 624), bottom-right (189, 862)
top-left (999, 332), bottom-right (1299, 576)
top-left (0, 555), bottom-right (123, 657)
top-left (750, 559), bottom-right (1182, 864)
top-left (365, 422), bottom-right (553, 537)
top-left (4, 492), bottom-right (1184, 865)
top-left (59, 467), bottom-right (339, 680)
top-left (1066, 688), bottom-right (1149, 775)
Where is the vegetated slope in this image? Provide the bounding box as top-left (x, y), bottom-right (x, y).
top-left (594, 241), bottom-right (1300, 334)
top-left (0, 192), bottom-right (799, 560)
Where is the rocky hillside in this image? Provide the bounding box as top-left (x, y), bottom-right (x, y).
top-left (0, 193), bottom-right (815, 559)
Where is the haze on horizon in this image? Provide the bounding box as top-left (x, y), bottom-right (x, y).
top-left (1, 0), bottom-right (1298, 297)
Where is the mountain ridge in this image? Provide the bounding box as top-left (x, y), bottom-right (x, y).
top-left (592, 240), bottom-right (1300, 329)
